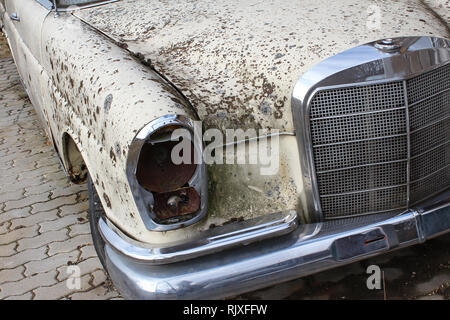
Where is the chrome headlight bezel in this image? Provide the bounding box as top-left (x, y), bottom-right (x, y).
top-left (126, 114), bottom-right (207, 231)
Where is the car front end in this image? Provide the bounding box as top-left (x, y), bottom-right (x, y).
top-left (97, 36), bottom-right (450, 299)
top-left (3, 0), bottom-right (448, 300)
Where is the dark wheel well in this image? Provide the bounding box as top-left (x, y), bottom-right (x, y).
top-left (62, 133), bottom-right (88, 184)
top-left (88, 173), bottom-right (108, 271)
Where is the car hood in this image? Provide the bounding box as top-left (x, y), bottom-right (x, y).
top-left (74, 0), bottom-right (448, 131)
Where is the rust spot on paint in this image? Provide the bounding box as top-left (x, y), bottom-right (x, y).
top-left (109, 147), bottom-right (117, 163)
top-left (104, 94), bottom-right (113, 113)
top-left (103, 193), bottom-right (112, 208)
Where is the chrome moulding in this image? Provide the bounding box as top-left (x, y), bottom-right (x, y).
top-left (292, 36), bottom-right (450, 221)
top-left (101, 190), bottom-right (450, 299)
top-left (99, 210), bottom-right (298, 265)
top-left (36, 0), bottom-right (120, 12)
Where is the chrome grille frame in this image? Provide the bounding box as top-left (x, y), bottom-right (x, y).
top-left (292, 36), bottom-right (450, 222)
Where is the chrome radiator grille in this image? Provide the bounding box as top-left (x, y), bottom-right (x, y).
top-left (309, 63), bottom-right (450, 219)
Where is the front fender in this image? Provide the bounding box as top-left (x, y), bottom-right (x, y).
top-left (40, 13), bottom-right (198, 243)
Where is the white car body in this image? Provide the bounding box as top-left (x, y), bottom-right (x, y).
top-left (1, 0), bottom-right (449, 299)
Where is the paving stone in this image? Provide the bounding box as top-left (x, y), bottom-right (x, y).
top-left (0, 221), bottom-right (10, 234)
top-left (33, 274), bottom-right (92, 300)
top-left (50, 186), bottom-right (84, 199)
top-left (24, 250), bottom-right (79, 277)
top-left (68, 285), bottom-right (120, 300)
top-left (4, 193), bottom-right (50, 211)
top-left (24, 178), bottom-right (70, 196)
top-left (4, 291), bottom-right (33, 300)
top-left (38, 214), bottom-right (79, 233)
top-left (31, 194), bottom-right (77, 214)
top-left (68, 222), bottom-right (90, 237)
top-left (47, 234), bottom-right (92, 256)
top-left (9, 209), bottom-right (59, 230)
top-left (59, 201), bottom-right (89, 217)
top-left (79, 245), bottom-right (97, 261)
top-left (17, 229), bottom-right (69, 251)
top-left (0, 242), bottom-right (16, 257)
top-left (0, 189), bottom-right (25, 203)
top-left (0, 266), bottom-right (25, 285)
top-left (0, 225), bottom-right (38, 246)
top-left (56, 257), bottom-right (102, 282)
top-left (0, 246), bottom-right (47, 270)
top-left (0, 270), bottom-right (57, 299)
top-left (16, 163), bottom-right (62, 181)
top-left (0, 207), bottom-right (30, 224)
top-left (91, 269), bottom-right (108, 287)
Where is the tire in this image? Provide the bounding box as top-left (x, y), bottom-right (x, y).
top-left (87, 174), bottom-right (108, 272)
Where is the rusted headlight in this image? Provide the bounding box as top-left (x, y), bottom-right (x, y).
top-left (127, 115), bottom-right (207, 231)
top-left (136, 128), bottom-right (197, 193)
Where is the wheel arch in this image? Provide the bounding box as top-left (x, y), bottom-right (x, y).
top-left (61, 131), bottom-right (89, 184)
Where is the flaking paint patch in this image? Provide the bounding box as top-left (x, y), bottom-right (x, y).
top-left (103, 192), bottom-right (112, 208)
top-left (104, 94), bottom-right (113, 113)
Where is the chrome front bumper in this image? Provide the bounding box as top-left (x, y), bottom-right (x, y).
top-left (100, 191), bottom-right (450, 300)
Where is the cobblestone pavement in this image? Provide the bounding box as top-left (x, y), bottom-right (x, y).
top-left (0, 57), bottom-right (121, 300)
top-left (1, 54), bottom-right (449, 300)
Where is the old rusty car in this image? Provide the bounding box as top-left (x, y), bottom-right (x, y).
top-left (1, 0), bottom-right (449, 299)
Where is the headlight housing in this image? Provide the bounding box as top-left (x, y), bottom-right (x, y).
top-left (127, 114), bottom-right (207, 231)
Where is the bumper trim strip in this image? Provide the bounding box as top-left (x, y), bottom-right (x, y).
top-left (102, 190), bottom-right (450, 299)
top-left (99, 210), bottom-right (298, 265)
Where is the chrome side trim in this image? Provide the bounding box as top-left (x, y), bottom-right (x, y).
top-left (103, 190), bottom-right (450, 299)
top-left (36, 0), bottom-right (54, 10)
top-left (99, 210), bottom-right (298, 265)
top-left (292, 36), bottom-right (450, 221)
top-left (126, 114), bottom-right (207, 231)
top-left (219, 131), bottom-right (295, 149)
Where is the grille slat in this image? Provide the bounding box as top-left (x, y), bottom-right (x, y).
top-left (410, 142), bottom-right (450, 182)
top-left (410, 166), bottom-right (450, 204)
top-left (313, 135), bottom-right (407, 172)
top-left (309, 63), bottom-right (450, 219)
top-left (406, 64), bottom-right (450, 104)
top-left (318, 162), bottom-right (407, 195)
top-left (310, 82), bottom-right (405, 118)
top-left (409, 90), bottom-right (449, 130)
top-left (320, 186), bottom-right (407, 218)
top-left (310, 109), bottom-right (407, 145)
top-left (410, 115), bottom-right (450, 157)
